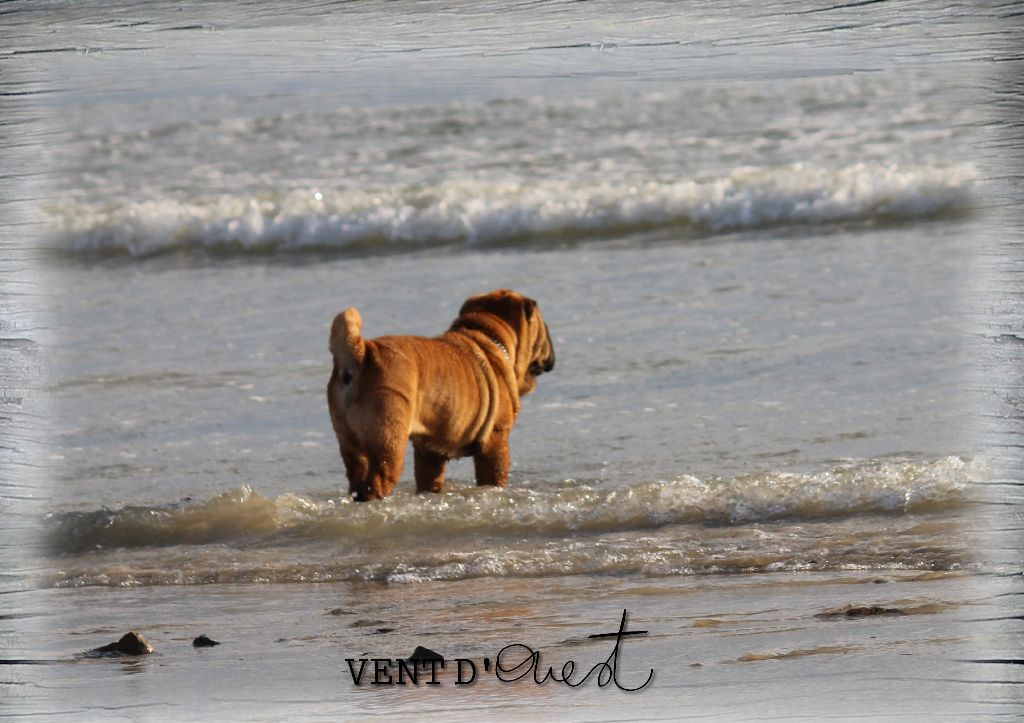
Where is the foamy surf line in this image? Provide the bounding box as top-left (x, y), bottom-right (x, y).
top-left (49, 163), bottom-right (974, 257)
top-left (45, 536), bottom-right (969, 589)
top-left (45, 457), bottom-right (975, 556)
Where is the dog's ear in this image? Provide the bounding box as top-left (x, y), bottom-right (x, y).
top-left (462, 289), bottom-right (532, 309)
top-left (458, 289), bottom-right (514, 317)
top-left (523, 296), bottom-right (537, 321)
top-left (458, 294), bottom-right (485, 317)
top-left (458, 290), bottom-right (539, 332)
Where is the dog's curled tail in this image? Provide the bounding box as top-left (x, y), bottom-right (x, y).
top-left (330, 308), bottom-right (365, 371)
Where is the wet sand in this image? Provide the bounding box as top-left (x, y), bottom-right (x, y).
top-left (5, 569), bottom-right (1018, 720)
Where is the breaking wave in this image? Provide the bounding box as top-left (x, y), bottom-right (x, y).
top-left (49, 163), bottom-right (975, 257)
top-left (46, 456), bottom-right (973, 555)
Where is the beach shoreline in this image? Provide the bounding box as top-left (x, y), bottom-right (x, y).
top-left (4, 567), bottom-right (1010, 720)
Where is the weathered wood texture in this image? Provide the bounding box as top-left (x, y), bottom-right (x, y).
top-left (0, 0), bottom-right (1021, 713)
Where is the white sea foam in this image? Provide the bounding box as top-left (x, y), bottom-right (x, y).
top-left (49, 162), bottom-right (975, 256)
top-left (42, 456), bottom-right (978, 587)
top-left (46, 456), bottom-right (974, 553)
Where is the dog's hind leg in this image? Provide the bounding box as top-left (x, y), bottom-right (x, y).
top-left (473, 430), bottom-right (510, 488)
top-left (413, 446), bottom-right (447, 494)
top-left (352, 395), bottom-right (410, 500)
top-left (356, 431), bottom-right (408, 501)
top-left (356, 441), bottom-right (407, 501)
top-left (340, 446), bottom-right (369, 499)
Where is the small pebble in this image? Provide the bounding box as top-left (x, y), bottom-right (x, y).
top-left (406, 645), bottom-right (444, 662)
top-left (89, 631), bottom-right (155, 656)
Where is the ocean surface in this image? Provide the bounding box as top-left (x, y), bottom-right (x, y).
top-left (2, 1), bottom-right (1022, 720)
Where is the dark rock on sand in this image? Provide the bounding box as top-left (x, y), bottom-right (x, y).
top-left (192, 634), bottom-right (220, 647)
top-left (328, 608), bottom-right (355, 616)
top-left (90, 631), bottom-right (155, 656)
top-left (375, 628), bottom-right (395, 634)
top-left (815, 604), bottom-right (905, 619)
top-left (406, 645), bottom-right (444, 663)
top-left (349, 619), bottom-right (388, 628)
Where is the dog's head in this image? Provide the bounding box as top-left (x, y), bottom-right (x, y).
top-left (455, 289), bottom-right (555, 396)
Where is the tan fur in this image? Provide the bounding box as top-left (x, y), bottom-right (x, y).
top-left (327, 289), bottom-right (555, 501)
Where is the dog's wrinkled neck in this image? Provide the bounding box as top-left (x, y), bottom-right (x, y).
top-left (488, 336), bottom-right (511, 362)
top-left (450, 316), bottom-right (514, 363)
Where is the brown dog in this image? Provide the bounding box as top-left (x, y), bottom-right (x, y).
top-left (327, 289), bottom-right (555, 501)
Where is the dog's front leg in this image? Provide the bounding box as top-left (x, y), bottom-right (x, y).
top-left (473, 430), bottom-right (510, 487)
top-left (414, 446), bottom-right (447, 494)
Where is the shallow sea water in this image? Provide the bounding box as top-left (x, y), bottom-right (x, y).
top-left (2, 1), bottom-right (1023, 720)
